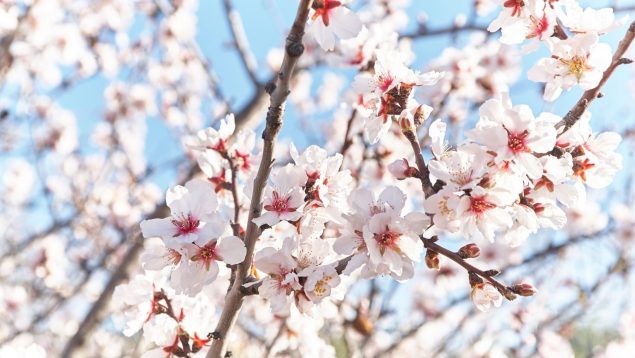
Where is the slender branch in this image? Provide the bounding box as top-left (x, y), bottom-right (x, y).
top-left (400, 23), bottom-right (489, 40)
top-left (222, 0), bottom-right (260, 86)
top-left (422, 237), bottom-right (515, 298)
top-left (206, 2), bottom-right (314, 357)
top-left (226, 156), bottom-right (242, 237)
top-left (59, 78), bottom-right (272, 358)
top-left (403, 127), bottom-right (435, 197)
top-left (556, 21), bottom-right (635, 133)
top-left (339, 109), bottom-right (357, 159)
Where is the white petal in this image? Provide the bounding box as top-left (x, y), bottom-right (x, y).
top-left (216, 236), bottom-right (247, 265)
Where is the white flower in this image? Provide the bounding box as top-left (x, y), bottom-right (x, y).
top-left (558, 112), bottom-right (622, 188)
top-left (488, 0), bottom-right (557, 45)
top-left (471, 282), bottom-right (503, 312)
top-left (559, 1), bottom-right (625, 35)
top-left (528, 33), bottom-right (612, 101)
top-left (253, 165), bottom-right (307, 227)
top-left (363, 211), bottom-right (424, 280)
top-left (140, 179), bottom-right (225, 250)
top-left (467, 95), bottom-right (557, 179)
top-left (453, 186), bottom-right (515, 242)
top-left (169, 236), bottom-right (246, 296)
top-left (352, 50), bottom-right (443, 143)
top-left (308, 0), bottom-right (362, 51)
top-left (255, 238), bottom-right (302, 315)
top-left (302, 265), bottom-right (341, 303)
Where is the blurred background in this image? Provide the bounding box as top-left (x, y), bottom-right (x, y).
top-left (1, 0), bottom-right (635, 357)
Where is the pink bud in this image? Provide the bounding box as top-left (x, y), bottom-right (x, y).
top-left (388, 159), bottom-right (409, 180)
top-left (458, 243), bottom-right (480, 259)
top-left (510, 282), bottom-right (537, 297)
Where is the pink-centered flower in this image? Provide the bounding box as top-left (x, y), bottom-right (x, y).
top-left (140, 179), bottom-right (225, 250)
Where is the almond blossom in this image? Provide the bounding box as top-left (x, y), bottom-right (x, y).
top-left (528, 33), bottom-right (612, 101)
top-left (253, 165), bottom-right (307, 228)
top-left (140, 179), bottom-right (226, 250)
top-left (471, 282), bottom-right (503, 312)
top-left (467, 95), bottom-right (557, 179)
top-left (352, 50), bottom-right (443, 143)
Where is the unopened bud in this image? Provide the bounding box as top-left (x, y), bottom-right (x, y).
top-left (458, 243), bottom-right (480, 259)
top-left (388, 158), bottom-right (419, 180)
top-left (425, 249), bottom-right (440, 270)
top-left (509, 282), bottom-right (537, 297)
top-left (483, 269), bottom-right (500, 277)
top-left (388, 159), bottom-right (409, 180)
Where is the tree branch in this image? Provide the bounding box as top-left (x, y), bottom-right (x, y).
top-left (556, 21), bottom-right (635, 133)
top-left (206, 1), bottom-right (314, 357)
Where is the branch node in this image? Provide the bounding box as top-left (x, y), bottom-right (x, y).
top-left (285, 41), bottom-right (305, 57)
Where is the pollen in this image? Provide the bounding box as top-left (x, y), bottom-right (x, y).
top-left (171, 213), bottom-right (200, 237)
top-left (559, 56), bottom-right (591, 82)
top-left (469, 195), bottom-right (496, 215)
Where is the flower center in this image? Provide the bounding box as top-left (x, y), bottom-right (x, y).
top-left (572, 158), bottom-right (595, 182)
top-left (311, 0), bottom-right (342, 26)
top-left (313, 276), bottom-right (333, 297)
top-left (234, 150), bottom-right (251, 171)
top-left (506, 129), bottom-right (530, 154)
top-left (374, 227), bottom-right (401, 253)
top-left (526, 14), bottom-right (550, 39)
top-left (264, 191), bottom-right (295, 213)
top-left (191, 241), bottom-right (219, 271)
top-left (167, 249), bottom-right (182, 265)
top-left (559, 56), bottom-right (590, 81)
top-left (469, 195), bottom-right (496, 215)
top-left (503, 0), bottom-right (525, 17)
top-left (171, 213), bottom-right (200, 237)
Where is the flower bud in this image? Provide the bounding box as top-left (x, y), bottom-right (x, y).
top-left (388, 158), bottom-right (419, 180)
top-left (510, 282), bottom-right (537, 297)
top-left (425, 249), bottom-right (440, 270)
top-left (457, 243), bottom-right (480, 259)
top-left (388, 159), bottom-right (410, 180)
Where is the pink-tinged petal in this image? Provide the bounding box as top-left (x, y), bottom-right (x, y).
top-left (518, 152), bottom-right (543, 179)
top-left (329, 7), bottom-right (362, 40)
top-left (397, 235), bottom-right (423, 262)
top-left (170, 259), bottom-right (218, 296)
top-left (333, 234), bottom-right (362, 255)
top-left (216, 236), bottom-right (246, 265)
top-left (382, 248), bottom-right (403, 275)
top-left (183, 179), bottom-right (218, 215)
top-left (379, 186), bottom-right (406, 214)
top-left (140, 218), bottom-right (176, 239)
top-left (166, 185), bottom-right (188, 207)
top-left (310, 20), bottom-right (336, 51)
top-left (252, 212), bottom-right (279, 227)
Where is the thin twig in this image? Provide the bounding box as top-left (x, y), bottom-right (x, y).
top-left (206, 2), bottom-right (314, 357)
top-left (556, 21), bottom-right (635, 133)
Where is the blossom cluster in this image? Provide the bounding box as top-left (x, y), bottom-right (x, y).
top-left (98, 0), bottom-right (633, 356)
